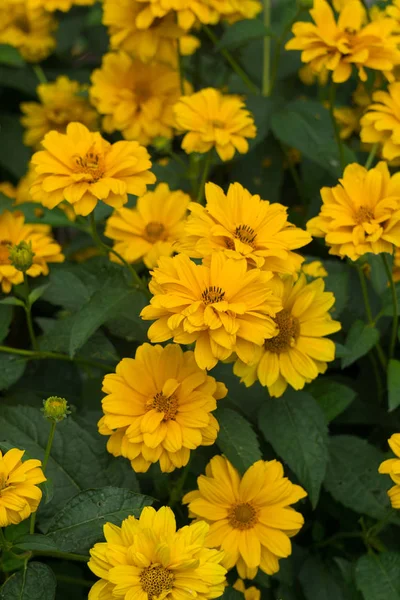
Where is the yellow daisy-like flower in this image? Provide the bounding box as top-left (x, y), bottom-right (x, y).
top-left (360, 82), bottom-right (400, 162)
top-left (0, 210), bottom-right (64, 293)
top-left (98, 343), bottom-right (227, 473)
top-left (234, 274), bottom-right (340, 398)
top-left (233, 579), bottom-right (261, 600)
top-left (378, 434), bottom-right (400, 509)
top-left (285, 0), bottom-right (400, 84)
top-left (29, 122), bottom-right (156, 217)
top-left (20, 76), bottom-right (98, 150)
top-left (302, 260), bottom-right (328, 278)
top-left (307, 162), bottom-right (400, 261)
top-left (0, 3), bottom-right (57, 63)
top-left (134, 0), bottom-right (226, 31)
top-left (387, 0), bottom-right (400, 25)
top-left (22, 0), bottom-right (95, 11)
top-left (88, 506), bottom-right (227, 600)
top-left (103, 0), bottom-right (199, 67)
top-left (0, 182), bottom-right (16, 199)
top-left (174, 88), bottom-right (257, 161)
top-left (0, 447), bottom-right (46, 527)
top-left (105, 183), bottom-right (190, 269)
top-left (179, 182), bottom-right (311, 275)
top-left (140, 252), bottom-right (282, 370)
top-left (334, 106), bottom-right (362, 140)
top-left (298, 63), bottom-right (329, 86)
top-left (90, 52), bottom-right (189, 147)
top-left (222, 0), bottom-right (261, 24)
top-left (183, 456), bottom-right (306, 579)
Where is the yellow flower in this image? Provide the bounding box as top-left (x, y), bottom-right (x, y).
top-left (0, 210), bottom-right (64, 293)
top-left (379, 434), bottom-right (400, 509)
top-left (22, 0), bottom-right (95, 11)
top-left (174, 88), bottom-right (256, 161)
top-left (387, 0), bottom-right (400, 25)
top-left (134, 0), bottom-right (227, 31)
top-left (0, 3), bottom-right (57, 63)
top-left (307, 162), bottom-right (400, 261)
top-left (103, 0), bottom-right (199, 67)
top-left (88, 506), bottom-right (227, 599)
top-left (302, 260), bottom-right (328, 278)
top-left (90, 52), bottom-right (189, 146)
top-left (30, 122), bottom-right (156, 217)
top-left (140, 252), bottom-right (282, 370)
top-left (298, 63), bottom-right (328, 86)
top-left (0, 182), bottom-right (17, 199)
top-left (105, 183), bottom-right (190, 269)
top-left (98, 343), bottom-right (227, 473)
top-left (20, 76), bottom-right (98, 149)
top-left (179, 182), bottom-right (311, 275)
top-left (360, 82), bottom-right (400, 161)
top-left (234, 275), bottom-right (340, 397)
top-left (183, 456), bottom-right (306, 579)
top-left (222, 0), bottom-right (262, 24)
top-left (0, 447), bottom-right (46, 527)
top-left (286, 0), bottom-right (400, 84)
top-left (233, 579), bottom-right (261, 600)
top-left (334, 107), bottom-right (362, 140)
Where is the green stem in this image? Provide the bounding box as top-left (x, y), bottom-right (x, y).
top-left (356, 264), bottom-right (387, 369)
top-left (315, 531), bottom-right (363, 549)
top-left (262, 0), bottom-right (271, 96)
top-left (56, 575), bottom-right (92, 587)
top-left (367, 509), bottom-right (395, 539)
top-left (365, 143), bottom-right (379, 170)
top-left (328, 79), bottom-right (346, 172)
top-left (29, 420), bottom-right (57, 534)
top-left (203, 25), bottom-right (260, 95)
top-left (0, 344), bottom-right (113, 371)
top-left (196, 151), bottom-right (212, 204)
top-left (23, 275), bottom-right (38, 351)
top-left (168, 150), bottom-right (187, 168)
top-left (32, 551), bottom-right (89, 563)
top-left (32, 64), bottom-right (47, 84)
top-left (176, 39), bottom-right (185, 96)
top-left (382, 252), bottom-right (398, 359)
top-left (88, 213), bottom-right (150, 298)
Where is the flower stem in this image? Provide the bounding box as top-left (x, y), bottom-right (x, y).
top-left (176, 39), bottom-right (185, 96)
top-left (0, 344), bottom-right (113, 371)
top-left (196, 151), bottom-right (212, 204)
top-left (328, 79), bottom-right (346, 173)
top-left (262, 0), bottom-right (271, 96)
top-left (88, 213), bottom-right (150, 298)
top-left (32, 64), bottom-right (47, 84)
top-left (356, 264), bottom-right (387, 369)
top-left (29, 420), bottom-right (57, 534)
top-left (32, 550), bottom-right (89, 563)
top-left (382, 252), bottom-right (398, 359)
top-left (23, 274), bottom-right (38, 351)
top-left (365, 143), bottom-right (379, 170)
top-left (203, 25), bottom-right (260, 95)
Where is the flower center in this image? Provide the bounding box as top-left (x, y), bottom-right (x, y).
top-left (354, 205), bottom-right (374, 224)
top-left (234, 224), bottom-right (256, 245)
top-left (73, 147), bottom-right (105, 181)
top-left (202, 286), bottom-right (225, 305)
top-left (0, 240), bottom-right (12, 265)
top-left (228, 502), bottom-right (258, 530)
top-left (140, 565), bottom-right (174, 599)
top-left (144, 221), bottom-right (166, 243)
top-left (211, 119), bottom-right (225, 128)
top-left (264, 308), bottom-right (300, 354)
top-left (150, 392), bottom-right (179, 421)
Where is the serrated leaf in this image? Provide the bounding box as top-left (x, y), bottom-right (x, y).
top-left (0, 354), bottom-right (26, 390)
top-left (259, 390), bottom-right (328, 507)
top-left (324, 436), bottom-right (392, 519)
top-left (0, 44), bottom-right (25, 67)
top-left (341, 320), bottom-right (380, 368)
top-left (388, 359), bottom-right (400, 412)
top-left (299, 556), bottom-right (347, 600)
top-left (0, 562), bottom-right (56, 600)
top-left (41, 265), bottom-right (93, 311)
top-left (46, 487), bottom-right (153, 553)
top-left (215, 407), bottom-right (261, 474)
top-left (307, 379), bottom-right (356, 422)
top-left (356, 553), bottom-right (400, 600)
top-left (215, 20), bottom-right (272, 51)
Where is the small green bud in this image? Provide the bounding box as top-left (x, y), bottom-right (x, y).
top-left (42, 396), bottom-right (70, 422)
top-left (152, 137), bottom-right (172, 152)
top-left (9, 241), bottom-right (35, 272)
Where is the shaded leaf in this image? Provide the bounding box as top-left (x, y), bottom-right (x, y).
top-left (307, 379), bottom-right (356, 422)
top-left (0, 562), bottom-right (56, 600)
top-left (388, 359), bottom-right (400, 412)
top-left (299, 556), bottom-right (347, 600)
top-left (0, 354), bottom-right (26, 390)
top-left (215, 408), bottom-right (261, 474)
top-left (215, 20), bottom-right (272, 51)
top-left (0, 304), bottom-right (13, 343)
top-left (341, 320), bottom-right (379, 368)
top-left (0, 45), bottom-right (25, 67)
top-left (356, 553), bottom-right (400, 600)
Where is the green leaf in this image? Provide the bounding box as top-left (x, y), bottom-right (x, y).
top-left (105, 290), bottom-right (150, 343)
top-left (270, 100), bottom-right (357, 177)
top-left (0, 304), bottom-right (13, 343)
top-left (0, 406), bottom-right (140, 529)
top-left (0, 354), bottom-right (26, 390)
top-left (0, 45), bottom-right (25, 68)
top-left (215, 408), bottom-right (262, 474)
top-left (299, 556), bottom-right (347, 600)
top-left (324, 436), bottom-right (392, 519)
top-left (341, 320), bottom-right (380, 368)
top-left (46, 487), bottom-right (153, 553)
top-left (368, 254), bottom-right (392, 297)
top-left (388, 359), bottom-right (400, 412)
top-left (14, 534), bottom-right (59, 553)
top-left (356, 553), bottom-right (400, 600)
top-left (40, 266), bottom-right (93, 312)
top-left (0, 114), bottom-right (31, 178)
top-left (16, 203), bottom-right (77, 229)
top-left (0, 562), bottom-right (56, 600)
top-left (307, 379), bottom-right (356, 422)
top-left (323, 260), bottom-right (350, 317)
top-left (259, 390), bottom-right (328, 508)
top-left (219, 588), bottom-right (243, 600)
top-left (215, 20), bottom-right (272, 51)
top-left (0, 296), bottom-right (24, 307)
top-left (29, 284), bottom-right (49, 306)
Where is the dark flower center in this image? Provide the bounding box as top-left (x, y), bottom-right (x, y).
top-left (202, 286), bottom-right (225, 305)
top-left (229, 502), bottom-right (258, 530)
top-left (140, 565), bottom-right (174, 599)
top-left (234, 224), bottom-right (256, 245)
top-left (150, 392), bottom-right (179, 421)
top-left (145, 221), bottom-right (166, 243)
top-left (264, 308), bottom-right (300, 354)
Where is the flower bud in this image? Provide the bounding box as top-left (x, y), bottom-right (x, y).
top-left (42, 396), bottom-right (70, 422)
top-left (8, 241), bottom-right (35, 272)
top-left (152, 137), bottom-right (172, 152)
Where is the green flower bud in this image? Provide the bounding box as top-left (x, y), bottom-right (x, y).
top-left (8, 241), bottom-right (35, 272)
top-left (152, 137), bottom-right (172, 152)
top-left (42, 396), bottom-right (70, 422)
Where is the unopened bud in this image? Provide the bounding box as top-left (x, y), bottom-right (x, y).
top-left (42, 396), bottom-right (70, 422)
top-left (152, 137), bottom-right (172, 152)
top-left (9, 241), bottom-right (34, 272)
